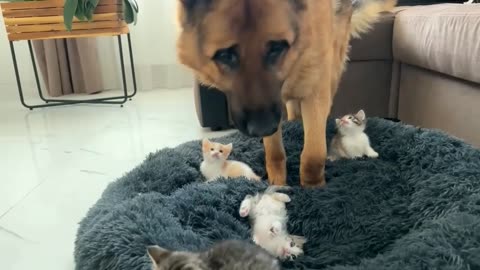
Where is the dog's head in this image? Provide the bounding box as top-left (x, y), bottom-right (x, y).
top-left (176, 0), bottom-right (307, 137)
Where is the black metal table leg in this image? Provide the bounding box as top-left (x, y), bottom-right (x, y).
top-left (117, 35), bottom-right (128, 107)
top-left (10, 41), bottom-right (34, 110)
top-left (28, 40), bottom-right (49, 103)
top-left (9, 33), bottom-right (138, 110)
top-left (126, 33), bottom-right (138, 100)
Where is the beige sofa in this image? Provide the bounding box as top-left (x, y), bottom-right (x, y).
top-left (194, 4), bottom-right (480, 147)
top-left (335, 4), bottom-right (480, 147)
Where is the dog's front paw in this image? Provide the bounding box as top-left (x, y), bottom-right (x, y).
top-left (266, 157), bottom-right (287, 186)
top-left (300, 159), bottom-right (326, 188)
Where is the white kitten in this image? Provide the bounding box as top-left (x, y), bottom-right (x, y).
top-left (328, 110), bottom-right (378, 161)
top-left (200, 139), bottom-right (260, 182)
top-left (239, 187), bottom-right (306, 260)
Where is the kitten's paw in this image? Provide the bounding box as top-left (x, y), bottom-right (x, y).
top-left (239, 196), bottom-right (252, 217)
top-left (272, 193), bottom-right (291, 203)
top-left (327, 155), bottom-right (336, 161)
top-left (239, 206), bottom-right (250, 217)
top-left (366, 149), bottom-right (379, 158)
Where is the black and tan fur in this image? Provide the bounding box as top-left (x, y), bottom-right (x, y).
top-left (176, 0), bottom-right (396, 187)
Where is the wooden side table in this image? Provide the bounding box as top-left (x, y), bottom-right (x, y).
top-left (1, 0), bottom-right (137, 110)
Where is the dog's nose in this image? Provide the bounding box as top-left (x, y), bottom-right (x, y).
top-left (232, 104), bottom-right (282, 137)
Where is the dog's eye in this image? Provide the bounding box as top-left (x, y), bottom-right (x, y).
top-left (219, 150), bottom-right (223, 153)
top-left (213, 46), bottom-right (239, 70)
top-left (210, 148), bottom-right (214, 151)
top-left (265, 40), bottom-right (290, 66)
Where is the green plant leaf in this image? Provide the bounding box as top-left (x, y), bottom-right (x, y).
top-left (64, 0), bottom-right (79, 31)
top-left (123, 0), bottom-right (138, 25)
top-left (84, 0), bottom-right (99, 21)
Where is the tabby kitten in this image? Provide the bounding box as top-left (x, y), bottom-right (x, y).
top-left (328, 110), bottom-right (378, 160)
top-left (147, 240), bottom-right (281, 270)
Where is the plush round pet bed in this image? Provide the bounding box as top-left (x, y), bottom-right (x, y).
top-left (74, 119), bottom-right (480, 270)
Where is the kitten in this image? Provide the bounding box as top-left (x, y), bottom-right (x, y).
top-left (200, 138), bottom-right (261, 182)
top-left (147, 240), bottom-right (281, 270)
top-left (328, 109), bottom-right (378, 161)
top-left (239, 186), bottom-right (306, 260)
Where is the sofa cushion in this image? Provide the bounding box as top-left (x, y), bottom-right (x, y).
top-left (393, 4), bottom-right (480, 84)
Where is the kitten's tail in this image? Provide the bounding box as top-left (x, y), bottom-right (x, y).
top-left (350, 0), bottom-right (397, 38)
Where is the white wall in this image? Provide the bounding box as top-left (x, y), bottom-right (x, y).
top-left (0, 0), bottom-right (193, 96)
top-left (113, 0), bottom-right (194, 90)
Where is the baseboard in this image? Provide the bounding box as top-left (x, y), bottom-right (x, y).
top-left (126, 64), bottom-right (193, 90)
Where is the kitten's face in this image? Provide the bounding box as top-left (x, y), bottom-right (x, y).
top-left (202, 139), bottom-right (232, 162)
top-left (336, 110), bottom-right (366, 135)
top-left (147, 246), bottom-right (207, 270)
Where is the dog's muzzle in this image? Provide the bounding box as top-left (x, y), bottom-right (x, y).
top-left (232, 104), bottom-right (282, 137)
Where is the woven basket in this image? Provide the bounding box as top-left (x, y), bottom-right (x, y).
top-left (0, 0), bottom-right (128, 41)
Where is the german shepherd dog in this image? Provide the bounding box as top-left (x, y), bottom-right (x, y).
top-left (176, 0), bottom-right (396, 187)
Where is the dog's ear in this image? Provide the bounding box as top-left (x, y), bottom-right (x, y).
top-left (179, 0), bottom-right (197, 10)
top-left (178, 0), bottom-right (213, 11)
top-left (178, 0), bottom-right (212, 23)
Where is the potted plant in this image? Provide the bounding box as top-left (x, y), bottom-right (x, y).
top-left (1, 0), bottom-right (138, 33)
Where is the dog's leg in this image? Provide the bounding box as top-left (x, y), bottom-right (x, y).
top-left (300, 96), bottom-right (330, 187)
top-left (286, 100), bottom-right (301, 121)
top-left (264, 125), bottom-right (287, 186)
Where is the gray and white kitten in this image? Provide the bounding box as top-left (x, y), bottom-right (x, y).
top-left (147, 240), bottom-right (281, 270)
top-left (328, 109), bottom-right (378, 160)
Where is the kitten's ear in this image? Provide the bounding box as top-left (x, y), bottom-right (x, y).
top-left (224, 143), bottom-right (233, 155)
top-left (147, 245), bottom-right (170, 265)
top-left (356, 110), bottom-right (366, 121)
top-left (202, 138), bottom-right (210, 150)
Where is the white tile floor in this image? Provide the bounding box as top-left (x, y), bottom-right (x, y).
top-left (0, 88), bottom-right (232, 270)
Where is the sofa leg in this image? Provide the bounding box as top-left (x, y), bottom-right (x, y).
top-left (194, 83), bottom-right (231, 129)
top-left (211, 126), bottom-right (230, 132)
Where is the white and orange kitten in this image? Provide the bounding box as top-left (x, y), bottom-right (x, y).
top-left (200, 139), bottom-right (261, 182)
top-left (328, 109), bottom-right (378, 161)
top-left (239, 187), bottom-right (306, 260)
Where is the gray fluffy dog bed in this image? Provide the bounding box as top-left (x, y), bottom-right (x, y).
top-left (75, 119), bottom-right (480, 270)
